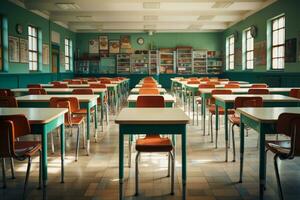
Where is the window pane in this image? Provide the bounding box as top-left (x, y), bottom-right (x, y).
top-left (278, 46), bottom-right (284, 57)
top-left (278, 58), bottom-right (284, 69)
top-left (32, 62), bottom-right (37, 70)
top-left (272, 59), bottom-right (278, 69)
top-left (273, 47), bottom-right (278, 58)
top-left (32, 38), bottom-right (37, 51)
top-left (278, 29), bottom-right (285, 45)
top-left (273, 30), bottom-right (278, 45)
top-left (33, 52), bottom-right (37, 61)
top-left (278, 17), bottom-right (285, 28)
top-left (273, 19), bottom-right (278, 30)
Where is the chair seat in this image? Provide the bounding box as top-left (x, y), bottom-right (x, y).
top-left (136, 136), bottom-right (173, 152)
top-left (265, 140), bottom-right (291, 155)
top-left (66, 116), bottom-right (84, 126)
top-left (229, 115), bottom-right (240, 125)
top-left (209, 105), bottom-right (235, 115)
top-left (73, 107), bottom-right (95, 115)
top-left (15, 141), bottom-right (41, 157)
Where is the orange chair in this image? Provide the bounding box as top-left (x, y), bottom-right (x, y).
top-left (250, 84), bottom-right (268, 88)
top-left (0, 89), bottom-right (14, 97)
top-left (139, 88), bottom-right (159, 95)
top-left (208, 81), bottom-right (221, 85)
top-left (224, 84), bottom-right (240, 88)
top-left (50, 98), bottom-right (85, 161)
top-left (228, 97), bottom-right (263, 161)
top-left (69, 80), bottom-right (82, 84)
top-left (0, 96), bottom-right (18, 107)
top-left (187, 80), bottom-right (200, 84)
top-left (52, 84), bottom-right (68, 88)
top-left (134, 96), bottom-right (174, 195)
top-left (72, 88), bottom-right (93, 95)
top-left (208, 90), bottom-right (235, 145)
top-left (28, 88), bottom-right (47, 95)
top-left (248, 88), bottom-right (270, 94)
top-left (89, 84), bottom-right (109, 124)
top-left (142, 83), bottom-right (157, 88)
top-left (51, 81), bottom-right (61, 85)
top-left (265, 113), bottom-right (300, 200)
top-left (0, 115), bottom-right (41, 193)
top-left (27, 84), bottom-right (42, 88)
top-left (200, 77), bottom-right (210, 81)
top-left (100, 79), bottom-right (111, 84)
top-left (81, 80), bottom-right (88, 84)
top-left (289, 89), bottom-right (300, 98)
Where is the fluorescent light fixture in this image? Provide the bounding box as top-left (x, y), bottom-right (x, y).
top-left (144, 15), bottom-right (158, 21)
top-left (143, 2), bottom-right (160, 9)
top-left (197, 15), bottom-right (215, 21)
top-left (76, 16), bottom-right (93, 21)
top-left (212, 1), bottom-right (233, 8)
top-left (144, 24), bottom-right (156, 29)
top-left (55, 3), bottom-right (80, 10)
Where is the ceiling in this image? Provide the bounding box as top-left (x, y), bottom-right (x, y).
top-left (17, 0), bottom-right (276, 33)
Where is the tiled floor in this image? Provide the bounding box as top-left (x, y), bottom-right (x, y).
top-left (1, 103), bottom-right (300, 200)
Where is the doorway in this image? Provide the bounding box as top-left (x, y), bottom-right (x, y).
top-left (51, 45), bottom-right (60, 73)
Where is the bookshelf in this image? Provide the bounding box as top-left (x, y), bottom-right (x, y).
top-left (117, 53), bottom-right (131, 74)
top-left (176, 46), bottom-right (193, 74)
top-left (193, 50), bottom-right (207, 74)
top-left (207, 51), bottom-right (223, 74)
top-left (159, 48), bottom-right (176, 74)
top-left (130, 50), bottom-right (149, 74)
top-left (149, 50), bottom-right (159, 75)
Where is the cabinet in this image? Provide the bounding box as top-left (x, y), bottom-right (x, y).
top-left (207, 51), bottom-right (223, 74)
top-left (159, 48), bottom-right (176, 74)
top-left (130, 50), bottom-right (149, 74)
top-left (116, 53), bottom-right (131, 74)
top-left (193, 50), bottom-right (207, 74)
top-left (176, 47), bottom-right (193, 74)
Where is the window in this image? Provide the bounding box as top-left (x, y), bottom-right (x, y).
top-left (64, 38), bottom-right (71, 71)
top-left (0, 17), bottom-right (2, 71)
top-left (271, 15), bottom-right (285, 69)
top-left (245, 29), bottom-right (254, 69)
top-left (226, 35), bottom-right (235, 70)
top-left (28, 25), bottom-right (38, 71)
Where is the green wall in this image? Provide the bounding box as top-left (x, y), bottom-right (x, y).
top-left (76, 32), bottom-right (223, 57)
top-left (223, 0), bottom-right (300, 72)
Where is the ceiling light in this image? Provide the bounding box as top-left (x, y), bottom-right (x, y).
top-left (143, 2), bottom-right (160, 9)
top-left (144, 15), bottom-right (158, 21)
top-left (76, 16), bottom-right (93, 21)
top-left (212, 1), bottom-right (233, 9)
top-left (55, 3), bottom-right (80, 10)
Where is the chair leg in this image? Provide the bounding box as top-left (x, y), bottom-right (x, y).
top-left (210, 114), bottom-right (213, 143)
top-left (232, 124), bottom-right (236, 162)
top-left (2, 158), bottom-right (6, 189)
top-left (274, 154), bottom-right (284, 200)
top-left (38, 150), bottom-right (42, 189)
top-left (10, 158), bottom-right (15, 179)
top-left (170, 151), bottom-right (175, 195)
top-left (106, 103), bottom-right (110, 126)
top-left (24, 157), bottom-right (32, 195)
top-left (214, 115), bottom-right (218, 148)
top-left (135, 152), bottom-right (140, 196)
top-left (128, 137), bottom-right (132, 168)
top-left (51, 132), bottom-right (55, 154)
top-left (196, 103), bottom-right (199, 126)
top-left (82, 121), bottom-right (86, 149)
top-left (75, 126), bottom-right (80, 161)
top-left (167, 153), bottom-right (170, 177)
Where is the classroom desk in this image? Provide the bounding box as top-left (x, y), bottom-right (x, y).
top-left (198, 87), bottom-right (299, 135)
top-left (130, 88), bottom-right (167, 94)
top-left (16, 95), bottom-right (98, 154)
top-left (115, 108), bottom-right (189, 200)
top-left (213, 94), bottom-right (300, 162)
top-left (127, 94), bottom-right (175, 107)
top-left (0, 107), bottom-right (67, 187)
top-left (12, 88), bottom-right (107, 129)
top-left (237, 107), bottom-right (300, 200)
top-left (135, 84), bottom-right (162, 88)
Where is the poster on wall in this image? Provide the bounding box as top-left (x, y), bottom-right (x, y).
top-left (254, 41), bottom-right (266, 66)
top-left (99, 36), bottom-right (108, 50)
top-left (109, 40), bottom-right (120, 54)
top-left (89, 39), bottom-right (99, 54)
top-left (234, 47), bottom-right (242, 67)
top-left (42, 44), bottom-right (49, 65)
top-left (120, 35), bottom-right (131, 49)
top-left (19, 38), bottom-right (28, 63)
top-left (9, 36), bottom-right (20, 62)
top-left (285, 38), bottom-right (297, 63)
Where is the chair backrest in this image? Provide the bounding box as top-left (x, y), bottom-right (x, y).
top-left (69, 80), bottom-right (82, 84)
top-left (277, 113), bottom-right (300, 157)
top-left (100, 79), bottom-right (111, 84)
top-left (250, 84), bottom-right (268, 88)
top-left (0, 120), bottom-right (15, 157)
top-left (81, 80), bottom-right (88, 84)
top-left (219, 78), bottom-right (229, 81)
top-left (139, 88), bottom-right (159, 95)
top-left (200, 77), bottom-right (210, 81)
top-left (199, 84), bottom-right (215, 88)
top-left (189, 77), bottom-right (198, 80)
top-left (210, 89), bottom-right (232, 104)
top-left (207, 81), bottom-right (220, 85)
top-left (72, 88), bottom-right (94, 95)
top-left (0, 89), bottom-right (14, 97)
top-left (52, 84), bottom-right (68, 88)
top-left (187, 80), bottom-right (200, 84)
top-left (0, 96), bottom-right (18, 107)
top-left (52, 100), bottom-right (72, 126)
top-left (142, 83), bottom-right (157, 88)
top-left (248, 88), bottom-right (270, 94)
top-left (136, 96), bottom-right (164, 107)
top-left (51, 81), bottom-right (61, 85)
top-left (29, 88), bottom-right (47, 95)
top-left (27, 84), bottom-right (42, 88)
top-left (50, 97), bottom-right (80, 113)
top-left (224, 84), bottom-right (240, 88)
top-left (234, 97), bottom-right (263, 109)
top-left (0, 114), bottom-right (31, 139)
top-left (89, 83), bottom-right (107, 88)
top-left (290, 89), bottom-right (300, 98)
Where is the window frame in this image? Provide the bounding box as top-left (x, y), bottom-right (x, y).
top-left (271, 15), bottom-right (285, 70)
top-left (226, 35), bottom-right (235, 70)
top-left (0, 16), bottom-right (3, 71)
top-left (64, 38), bottom-right (71, 71)
top-left (245, 28), bottom-right (254, 70)
top-left (28, 25), bottom-right (39, 71)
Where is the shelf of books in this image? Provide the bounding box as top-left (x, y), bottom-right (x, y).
top-left (159, 48), bottom-right (176, 74)
top-left (149, 50), bottom-right (159, 75)
top-left (116, 53), bottom-right (131, 74)
top-left (207, 51), bottom-right (223, 74)
top-left (193, 50), bottom-right (207, 74)
top-left (130, 50), bottom-right (149, 74)
top-left (176, 46), bottom-right (193, 74)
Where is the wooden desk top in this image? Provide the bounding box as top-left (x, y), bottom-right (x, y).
top-left (115, 108), bottom-right (189, 124)
top-left (135, 84), bottom-right (162, 88)
top-left (130, 88), bottom-right (167, 93)
top-left (42, 83), bottom-right (117, 88)
top-left (199, 87), bottom-right (299, 94)
top-left (213, 94), bottom-right (300, 103)
top-left (127, 94), bottom-right (175, 102)
top-left (0, 107), bottom-right (67, 124)
top-left (12, 88), bottom-right (107, 93)
top-left (16, 95), bottom-right (98, 103)
top-left (237, 107), bottom-right (300, 123)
